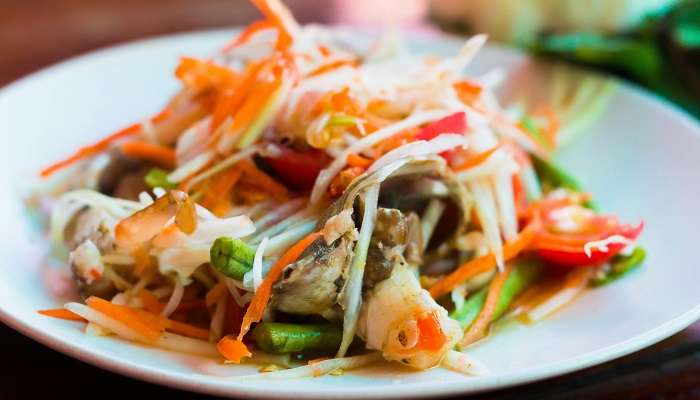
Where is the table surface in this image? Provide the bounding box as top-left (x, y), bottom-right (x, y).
top-left (2, 1), bottom-right (699, 398)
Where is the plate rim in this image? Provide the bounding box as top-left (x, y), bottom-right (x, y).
top-left (2, 28), bottom-right (700, 399)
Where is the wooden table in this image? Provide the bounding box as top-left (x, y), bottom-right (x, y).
top-left (2, 1), bottom-right (698, 398)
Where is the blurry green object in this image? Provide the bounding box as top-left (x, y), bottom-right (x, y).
top-left (532, 0), bottom-right (700, 117)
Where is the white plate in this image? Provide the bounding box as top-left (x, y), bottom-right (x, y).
top-left (1, 29), bottom-right (700, 399)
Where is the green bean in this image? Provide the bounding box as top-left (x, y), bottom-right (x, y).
top-left (252, 322), bottom-right (343, 354)
top-left (591, 247), bottom-right (646, 287)
top-left (210, 237), bottom-right (256, 280)
top-left (450, 258), bottom-right (542, 329)
top-left (144, 168), bottom-right (177, 189)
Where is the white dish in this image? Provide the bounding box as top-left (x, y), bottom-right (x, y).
top-left (1, 29), bottom-right (700, 399)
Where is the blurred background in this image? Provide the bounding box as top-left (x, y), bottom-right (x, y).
top-left (1, 0), bottom-right (697, 115)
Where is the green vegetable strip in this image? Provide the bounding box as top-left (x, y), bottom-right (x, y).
top-left (591, 247), bottom-right (646, 287)
top-left (531, 154), bottom-right (598, 210)
top-left (210, 237), bottom-right (256, 280)
top-left (145, 168), bottom-right (177, 189)
top-left (450, 258), bottom-right (542, 329)
top-left (252, 322), bottom-right (343, 354)
top-left (327, 114), bottom-right (357, 128)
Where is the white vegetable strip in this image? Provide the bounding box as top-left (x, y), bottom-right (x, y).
top-left (252, 237), bottom-right (270, 291)
top-left (310, 110), bottom-right (451, 203)
top-left (337, 183), bottom-right (380, 357)
top-left (456, 151), bottom-right (518, 181)
top-left (367, 134), bottom-right (468, 173)
top-left (65, 302), bottom-right (149, 343)
top-left (160, 278), bottom-right (184, 317)
top-left (264, 220), bottom-right (317, 256)
top-left (492, 170), bottom-right (518, 241)
top-left (442, 350), bottom-right (489, 376)
top-left (167, 151), bottom-right (214, 183)
top-left (253, 198), bottom-right (306, 230)
top-left (230, 353), bottom-right (382, 380)
top-left (468, 179), bottom-right (504, 269)
top-left (421, 199), bottom-right (446, 250)
top-left (182, 145), bottom-right (259, 191)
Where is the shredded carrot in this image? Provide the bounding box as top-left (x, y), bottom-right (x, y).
top-left (317, 44), bottom-right (331, 57)
top-left (251, 0), bottom-right (297, 50)
top-left (453, 144), bottom-right (501, 171)
top-left (217, 335), bottom-right (252, 363)
top-left (167, 320), bottom-right (210, 340)
top-left (175, 57), bottom-right (238, 91)
top-left (139, 290), bottom-right (165, 314)
top-left (205, 281), bottom-right (227, 308)
top-left (39, 122), bottom-right (142, 178)
top-left (238, 159), bottom-right (288, 199)
top-left (460, 264), bottom-right (512, 346)
top-left (453, 80), bottom-right (483, 105)
top-left (224, 77), bottom-right (281, 144)
top-left (86, 296), bottom-right (165, 342)
top-left (346, 153), bottom-right (372, 168)
top-left (38, 308), bottom-right (86, 322)
top-left (218, 231), bottom-right (321, 362)
top-left (121, 141), bottom-right (176, 169)
top-left (307, 59), bottom-right (356, 77)
top-left (428, 218), bottom-right (541, 298)
top-left (202, 167), bottom-right (242, 213)
top-left (220, 19), bottom-right (275, 52)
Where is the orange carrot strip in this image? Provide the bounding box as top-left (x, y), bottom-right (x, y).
top-left (220, 19), bottom-right (275, 52)
top-left (139, 290), bottom-right (165, 314)
top-left (40, 123), bottom-right (142, 178)
top-left (428, 218), bottom-right (541, 298)
top-left (460, 264), bottom-right (512, 346)
top-left (238, 159), bottom-right (288, 198)
top-left (38, 308), bottom-right (86, 322)
top-left (205, 281), bottom-right (227, 308)
top-left (86, 296), bottom-right (164, 342)
top-left (453, 145), bottom-right (501, 171)
top-left (217, 232), bottom-right (322, 362)
top-left (166, 320), bottom-right (210, 340)
top-left (217, 335), bottom-right (252, 363)
top-left (307, 59), bottom-right (355, 77)
top-left (203, 167), bottom-right (242, 212)
top-left (251, 0), bottom-right (297, 50)
top-left (224, 78), bottom-right (280, 142)
top-left (346, 153), bottom-right (372, 168)
top-left (121, 141), bottom-right (176, 169)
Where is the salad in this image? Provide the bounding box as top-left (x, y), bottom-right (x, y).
top-left (31, 0), bottom-right (645, 378)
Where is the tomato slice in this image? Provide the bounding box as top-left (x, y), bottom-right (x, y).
top-left (260, 143), bottom-right (330, 191)
top-left (414, 111), bottom-right (467, 141)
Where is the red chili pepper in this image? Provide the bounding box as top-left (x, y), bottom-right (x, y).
top-left (414, 111), bottom-right (467, 141)
top-left (535, 221), bottom-right (644, 267)
top-left (261, 143), bottom-right (330, 191)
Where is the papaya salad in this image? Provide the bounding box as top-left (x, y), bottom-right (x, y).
top-left (31, 0), bottom-right (645, 378)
